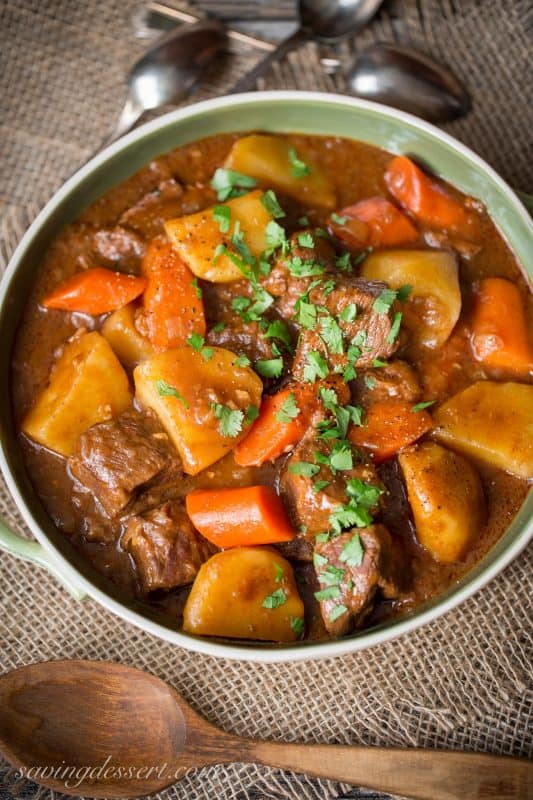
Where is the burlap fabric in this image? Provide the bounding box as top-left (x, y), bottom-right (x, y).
top-left (0, 2), bottom-right (532, 799)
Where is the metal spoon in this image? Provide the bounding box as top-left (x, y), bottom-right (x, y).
top-left (102, 19), bottom-right (226, 148)
top-left (0, 660), bottom-right (528, 799)
top-left (347, 42), bottom-right (471, 122)
top-left (231, 0), bottom-right (385, 93)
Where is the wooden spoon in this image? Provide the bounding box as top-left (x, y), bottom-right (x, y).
top-left (0, 660), bottom-right (530, 799)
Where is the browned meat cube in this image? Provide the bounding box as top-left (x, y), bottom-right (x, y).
top-left (279, 429), bottom-right (381, 539)
top-left (119, 180), bottom-right (210, 239)
top-left (92, 226), bottom-right (146, 272)
top-left (292, 277), bottom-right (399, 378)
top-left (206, 319), bottom-right (277, 363)
top-left (314, 524), bottom-right (399, 637)
top-left (69, 411), bottom-right (177, 518)
top-left (351, 359), bottom-right (421, 405)
top-left (122, 500), bottom-right (214, 594)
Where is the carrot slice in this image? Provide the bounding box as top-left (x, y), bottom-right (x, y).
top-left (470, 277), bottom-right (533, 377)
top-left (234, 385), bottom-right (316, 467)
top-left (349, 399), bottom-right (433, 462)
top-left (42, 268), bottom-right (146, 314)
top-left (186, 485), bottom-right (295, 547)
top-left (142, 238), bottom-right (205, 350)
top-left (384, 155), bottom-right (471, 231)
top-left (331, 197), bottom-right (418, 248)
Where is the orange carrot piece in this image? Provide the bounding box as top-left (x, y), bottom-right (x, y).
top-left (234, 386), bottom-right (315, 467)
top-left (349, 399), bottom-right (433, 462)
top-left (142, 238), bottom-right (205, 350)
top-left (470, 277), bottom-right (533, 377)
top-left (186, 485), bottom-right (295, 547)
top-left (385, 155), bottom-right (471, 231)
top-left (332, 197), bottom-right (418, 248)
top-left (42, 268), bottom-right (146, 314)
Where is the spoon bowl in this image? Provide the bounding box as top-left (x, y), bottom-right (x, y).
top-left (0, 660), bottom-right (529, 799)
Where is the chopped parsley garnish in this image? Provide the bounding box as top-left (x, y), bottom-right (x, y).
top-left (288, 147), bottom-right (311, 178)
top-left (330, 503), bottom-right (371, 533)
top-left (211, 403), bottom-right (244, 438)
top-left (315, 532), bottom-right (330, 543)
top-left (335, 252), bottom-right (352, 272)
top-left (346, 478), bottom-right (382, 508)
top-left (303, 351), bottom-right (329, 383)
top-left (352, 247), bottom-right (373, 267)
top-left (210, 168), bottom-right (257, 201)
top-left (339, 303), bottom-right (357, 323)
top-left (298, 215), bottom-right (310, 226)
top-left (387, 311), bottom-right (403, 345)
top-left (320, 315), bottom-right (344, 355)
top-left (339, 533), bottom-right (364, 568)
top-left (265, 220), bottom-right (288, 253)
top-left (297, 231), bottom-right (315, 249)
top-left (255, 357), bottom-right (284, 378)
top-left (201, 347), bottom-right (214, 361)
top-left (329, 441), bottom-right (353, 472)
top-left (372, 358), bottom-right (387, 368)
top-left (265, 320), bottom-right (292, 349)
top-left (318, 564), bottom-right (345, 586)
top-left (288, 461), bottom-right (320, 478)
top-left (274, 563), bottom-right (284, 582)
top-left (313, 553), bottom-right (328, 568)
top-left (261, 190), bottom-right (285, 219)
top-left (313, 479), bottom-right (330, 493)
top-left (364, 375), bottom-right (376, 390)
top-left (329, 605), bottom-right (348, 622)
top-left (290, 616), bottom-right (305, 636)
top-left (330, 212), bottom-right (348, 225)
top-left (373, 288), bottom-right (398, 314)
top-left (155, 379), bottom-right (189, 408)
top-left (285, 255), bottom-right (325, 278)
top-left (234, 354), bottom-right (251, 368)
top-left (191, 277), bottom-right (202, 299)
top-left (213, 204), bottom-right (231, 233)
top-left (314, 586), bottom-right (341, 601)
top-left (347, 404), bottom-right (364, 426)
top-left (275, 392), bottom-right (300, 423)
top-left (245, 404), bottom-right (260, 422)
top-left (187, 332), bottom-right (204, 351)
top-left (397, 284), bottom-right (413, 302)
top-left (412, 400), bottom-right (436, 412)
top-left (318, 386), bottom-right (338, 411)
top-left (211, 321), bottom-right (226, 333)
top-left (262, 587), bottom-right (287, 609)
top-left (295, 296), bottom-right (317, 328)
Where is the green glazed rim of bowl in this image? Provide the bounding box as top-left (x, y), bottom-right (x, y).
top-left (0, 91), bottom-right (531, 662)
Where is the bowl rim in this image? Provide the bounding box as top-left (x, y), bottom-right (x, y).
top-left (1, 90), bottom-right (532, 663)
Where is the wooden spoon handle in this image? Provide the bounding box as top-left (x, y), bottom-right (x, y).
top-left (250, 741), bottom-right (531, 800)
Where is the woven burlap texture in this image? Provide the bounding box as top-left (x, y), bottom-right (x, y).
top-left (0, 2), bottom-right (532, 799)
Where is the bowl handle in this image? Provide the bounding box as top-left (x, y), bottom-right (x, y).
top-left (0, 517), bottom-right (87, 601)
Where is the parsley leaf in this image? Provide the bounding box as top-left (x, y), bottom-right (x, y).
top-left (155, 379), bottom-right (189, 408)
top-left (211, 403), bottom-right (244, 438)
top-left (345, 479), bottom-right (382, 509)
top-left (397, 284), bottom-right (413, 302)
top-left (331, 212), bottom-right (348, 225)
top-left (314, 586), bottom-right (341, 601)
top-left (340, 533), bottom-right (364, 568)
top-left (339, 303), bottom-right (357, 323)
top-left (315, 532), bottom-right (330, 543)
top-left (288, 461), bottom-right (320, 478)
top-left (320, 315), bottom-right (344, 354)
top-left (303, 351), bottom-right (329, 383)
top-left (187, 332), bottom-right (205, 351)
top-left (211, 321), bottom-right (226, 333)
top-left (412, 400), bottom-right (436, 412)
top-left (329, 441), bottom-right (353, 472)
top-left (255, 357), bottom-right (284, 378)
top-left (191, 277), bottom-right (202, 299)
top-left (387, 311), bottom-right (403, 345)
top-left (298, 215), bottom-right (310, 226)
top-left (245, 404), bottom-right (260, 422)
top-left (262, 587), bottom-right (287, 609)
top-left (265, 220), bottom-right (288, 252)
top-left (364, 375), bottom-right (376, 390)
top-left (329, 604), bottom-right (348, 622)
top-left (213, 204), bottom-right (231, 233)
top-left (373, 288), bottom-right (398, 314)
top-left (335, 252), bottom-right (352, 272)
top-left (201, 347), bottom-right (214, 361)
top-left (372, 358), bottom-right (387, 368)
top-left (265, 320), bottom-right (292, 349)
top-left (275, 392), bottom-right (300, 423)
top-left (210, 168), bottom-right (257, 201)
top-left (318, 564), bottom-right (345, 586)
top-left (261, 190), bottom-right (285, 219)
top-left (290, 616), bottom-right (305, 636)
top-left (285, 256), bottom-right (324, 278)
top-left (234, 354), bottom-right (251, 368)
top-left (313, 479), bottom-right (331, 493)
top-left (274, 563), bottom-right (284, 582)
top-left (288, 146), bottom-right (311, 178)
top-left (318, 386), bottom-right (338, 411)
top-left (297, 231), bottom-right (315, 248)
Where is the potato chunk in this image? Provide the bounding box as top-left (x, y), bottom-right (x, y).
top-left (134, 346), bottom-right (263, 475)
top-left (433, 381), bottom-right (533, 479)
top-left (101, 303), bottom-right (154, 368)
top-left (183, 547), bottom-right (304, 641)
top-left (164, 189), bottom-right (272, 283)
top-left (399, 442), bottom-right (485, 563)
top-left (224, 134), bottom-right (336, 209)
top-left (21, 331), bottom-right (132, 457)
top-left (362, 250), bottom-right (461, 348)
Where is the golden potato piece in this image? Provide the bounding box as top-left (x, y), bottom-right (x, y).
top-left (134, 346), bottom-right (263, 475)
top-left (433, 381), bottom-right (533, 479)
top-left (164, 189), bottom-right (272, 283)
top-left (224, 134), bottom-right (336, 209)
top-left (399, 442), bottom-right (485, 563)
top-left (183, 547), bottom-right (304, 641)
top-left (21, 331), bottom-right (132, 457)
top-left (101, 303), bottom-right (154, 369)
top-left (362, 250), bottom-right (461, 348)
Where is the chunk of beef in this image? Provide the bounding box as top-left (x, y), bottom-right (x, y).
top-left (261, 231), bottom-right (337, 321)
top-left (206, 319), bottom-right (276, 362)
top-left (122, 500), bottom-right (214, 594)
top-left (69, 411), bottom-right (177, 518)
top-left (314, 524), bottom-right (399, 636)
top-left (351, 359), bottom-right (421, 405)
top-left (92, 226), bottom-right (146, 272)
top-left (292, 277), bottom-right (399, 378)
top-left (119, 180), bottom-right (211, 239)
top-left (280, 429), bottom-right (381, 539)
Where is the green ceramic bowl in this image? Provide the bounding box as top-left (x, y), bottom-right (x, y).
top-left (1, 92), bottom-right (531, 662)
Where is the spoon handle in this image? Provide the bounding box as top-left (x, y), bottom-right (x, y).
top-left (250, 741), bottom-right (531, 799)
top-left (230, 28), bottom-right (308, 93)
